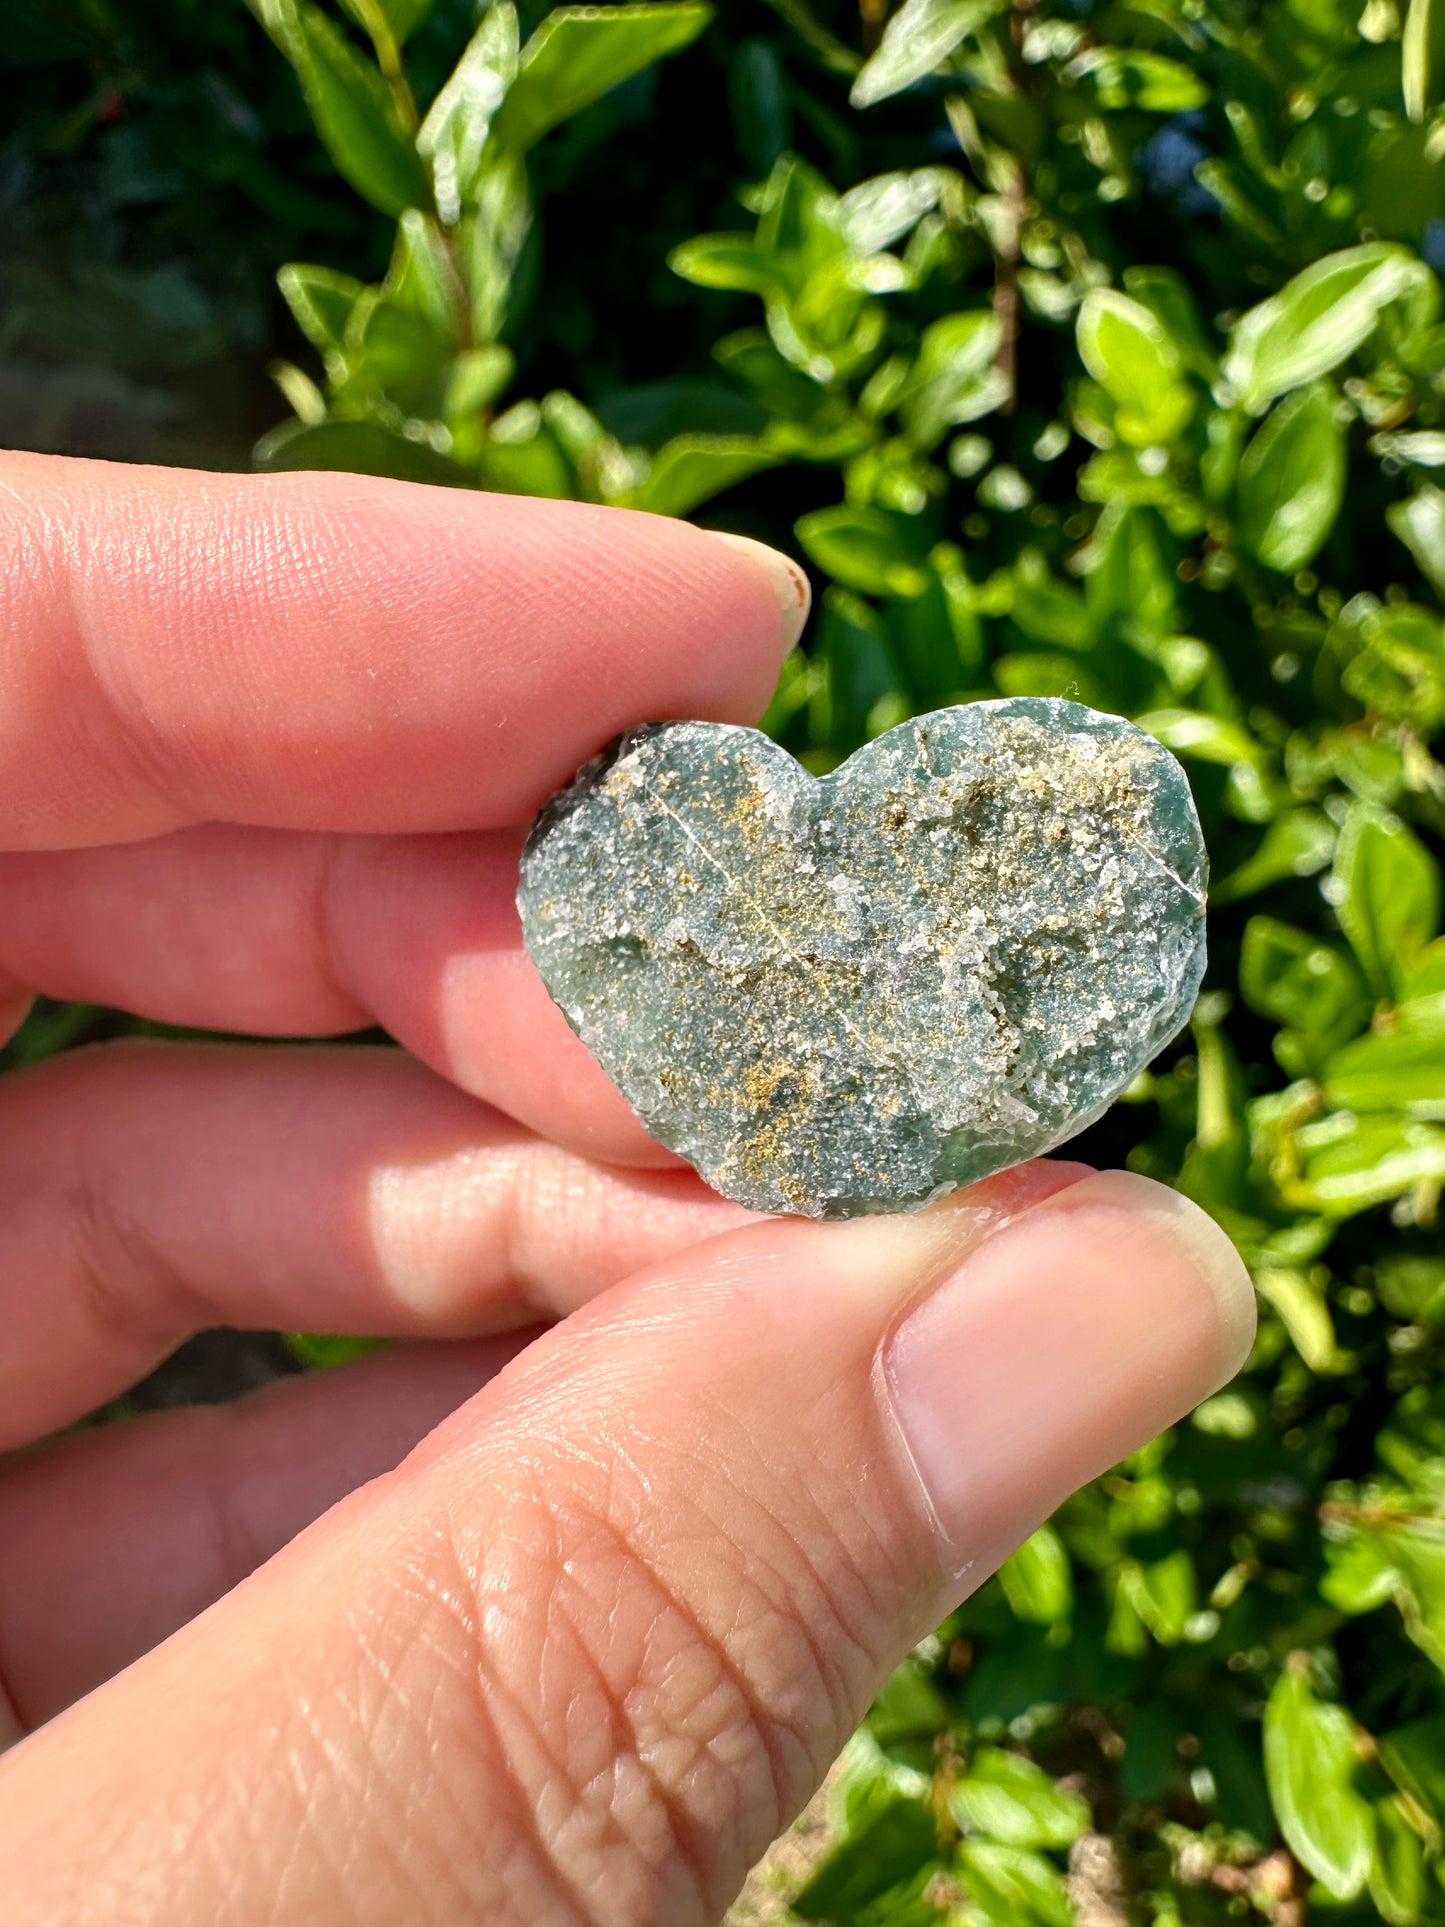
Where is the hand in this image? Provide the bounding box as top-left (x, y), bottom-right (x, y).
top-left (0, 452), bottom-right (1254, 1927)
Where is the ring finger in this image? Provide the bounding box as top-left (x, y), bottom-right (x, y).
top-left (0, 1037), bottom-right (756, 1447)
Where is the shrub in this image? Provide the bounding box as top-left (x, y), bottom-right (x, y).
top-left (8, 0), bottom-right (1445, 1917)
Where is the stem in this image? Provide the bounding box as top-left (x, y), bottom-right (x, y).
top-left (989, 0), bottom-right (1036, 414)
top-left (431, 216), bottom-right (477, 354)
top-left (1319, 1500), bottom-right (1445, 1527)
top-left (376, 36), bottom-right (419, 136)
top-left (354, 0), bottom-right (419, 133)
top-left (758, 0), bottom-right (862, 75)
top-left (991, 161), bottom-right (1023, 415)
top-left (860, 0), bottom-right (887, 54)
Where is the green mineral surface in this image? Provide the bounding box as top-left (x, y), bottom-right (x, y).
top-left (518, 698), bottom-right (1207, 1218)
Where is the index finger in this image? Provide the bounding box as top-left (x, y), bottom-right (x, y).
top-left (0, 453), bottom-right (806, 850)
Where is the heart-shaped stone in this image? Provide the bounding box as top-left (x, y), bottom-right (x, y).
top-left (518, 696), bottom-right (1206, 1218)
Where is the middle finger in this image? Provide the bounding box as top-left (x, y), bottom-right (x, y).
top-left (0, 822), bottom-right (658, 1162)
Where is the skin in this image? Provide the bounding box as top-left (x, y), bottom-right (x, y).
top-left (0, 453), bottom-right (1256, 1927)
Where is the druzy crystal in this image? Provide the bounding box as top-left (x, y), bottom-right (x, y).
top-left (518, 697), bottom-right (1207, 1218)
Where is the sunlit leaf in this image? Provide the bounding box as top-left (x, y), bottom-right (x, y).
top-left (1076, 289), bottom-right (1192, 445)
top-left (1235, 382), bottom-right (1346, 572)
top-left (254, 416), bottom-right (467, 483)
top-left (895, 309), bottom-right (1005, 448)
top-left (492, 3), bottom-right (712, 153)
top-left (632, 434), bottom-right (780, 514)
top-left (1325, 1004), bottom-right (1445, 1117)
top-left (417, 3), bottom-right (518, 222)
top-left (1225, 245), bottom-right (1428, 413)
top-left (1070, 46), bottom-right (1209, 111)
top-left (850, 0), bottom-right (1007, 108)
top-left (1335, 804), bottom-right (1442, 996)
top-left (956, 1840), bottom-right (1075, 1927)
top-left (252, 0), bottom-right (429, 215)
top-left (1263, 1669), bottom-right (1376, 1900)
top-left (791, 1791), bottom-right (937, 1920)
top-left (999, 1525), bottom-right (1072, 1624)
top-left (951, 1748), bottom-right (1090, 1851)
top-left (796, 505), bottom-right (928, 596)
top-left (1403, 0), bottom-right (1445, 121)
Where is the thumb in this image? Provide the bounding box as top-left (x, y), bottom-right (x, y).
top-left (0, 1165), bottom-right (1253, 1927)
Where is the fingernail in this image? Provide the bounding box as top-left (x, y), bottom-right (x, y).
top-left (710, 532), bottom-right (811, 649)
top-left (880, 1170), bottom-right (1255, 1574)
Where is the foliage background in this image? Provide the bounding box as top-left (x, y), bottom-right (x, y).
top-left (6, 0), bottom-right (1445, 1919)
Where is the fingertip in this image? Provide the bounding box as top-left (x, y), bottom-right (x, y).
top-left (880, 1167), bottom-right (1256, 1571)
top-left (1038, 1169), bottom-right (1257, 1382)
top-left (706, 531), bottom-right (812, 653)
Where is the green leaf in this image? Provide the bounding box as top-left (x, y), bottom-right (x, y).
top-left (668, 232), bottom-right (776, 294)
top-left (477, 404), bottom-right (573, 496)
top-left (1255, 1267), bottom-right (1348, 1371)
top-left (1335, 805), bottom-right (1442, 997)
top-left (387, 209), bottom-right (460, 340)
top-left (492, 3), bottom-right (712, 154)
top-left (340, 286), bottom-right (452, 411)
top-left (839, 168), bottom-right (949, 253)
top-left (867, 1657), bottom-right (950, 1760)
top-left (1263, 1669), bottom-right (1376, 1901)
top-left (1404, 0), bottom-right (1445, 121)
top-left (1295, 1113), bottom-right (1445, 1215)
top-left (1070, 47), bottom-right (1209, 111)
top-left (1329, 1519), bottom-right (1445, 1674)
top-left (1375, 1252), bottom-right (1445, 1322)
top-left (1376, 1524), bottom-right (1445, 1673)
top-left (417, 3), bottom-right (519, 223)
top-left (1389, 486), bottom-right (1445, 601)
top-left (951, 1748), bottom-right (1090, 1851)
top-left (1341, 604), bottom-right (1445, 732)
top-left (268, 358), bottom-right (327, 424)
top-left (1322, 1525), bottom-right (1401, 1616)
top-left (1325, 1003), bottom-right (1445, 1118)
top-left (1213, 810), bottom-right (1336, 904)
top-left (796, 505), bottom-right (928, 597)
top-left (1115, 1550), bottom-right (1197, 1646)
top-left (1225, 245), bottom-right (1428, 414)
top-left (632, 434), bottom-right (780, 515)
top-left (276, 261), bottom-right (365, 373)
top-left (850, 0), bottom-right (1006, 108)
top-left (1380, 1719), bottom-right (1445, 1823)
top-left (1235, 382), bottom-right (1346, 573)
top-left (956, 1840), bottom-right (1075, 1927)
top-left (818, 589), bottom-right (901, 741)
top-left (1122, 265), bottom-right (1219, 380)
top-left (1371, 1792), bottom-right (1432, 1925)
top-left (459, 152), bottom-right (532, 339)
top-left (1076, 289), bottom-right (1192, 446)
top-left (1136, 707), bottom-right (1265, 768)
top-left (254, 417), bottom-right (467, 485)
top-left (282, 1331), bottom-right (384, 1367)
top-left (1081, 502), bottom-right (1178, 635)
top-left (1405, 939), bottom-right (1445, 1000)
top-left (444, 343), bottom-right (514, 416)
top-left (1240, 916), bottom-right (1366, 1035)
top-left (895, 310), bottom-right (1005, 448)
top-left (791, 1794), bottom-right (936, 1921)
top-left (999, 1524), bottom-right (1073, 1624)
top-left (256, 0), bottom-right (430, 216)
